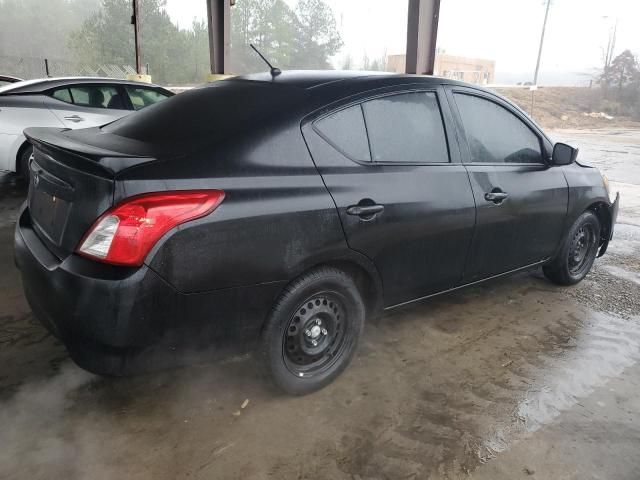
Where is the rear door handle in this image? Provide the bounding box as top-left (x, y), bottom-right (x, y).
top-left (484, 191), bottom-right (509, 203)
top-left (64, 115), bottom-right (84, 122)
top-left (346, 204), bottom-right (385, 217)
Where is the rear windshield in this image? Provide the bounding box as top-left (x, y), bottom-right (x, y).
top-left (102, 80), bottom-right (307, 150)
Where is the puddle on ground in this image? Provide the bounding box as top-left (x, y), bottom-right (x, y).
top-left (3, 275), bottom-right (640, 480)
top-left (287, 273), bottom-right (640, 479)
top-left (481, 311), bottom-right (640, 459)
top-left (603, 265), bottom-right (640, 285)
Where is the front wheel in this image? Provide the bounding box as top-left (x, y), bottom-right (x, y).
top-left (543, 211), bottom-right (601, 285)
top-left (259, 267), bottom-right (365, 395)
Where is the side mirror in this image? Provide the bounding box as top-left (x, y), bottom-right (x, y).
top-left (552, 142), bottom-right (578, 166)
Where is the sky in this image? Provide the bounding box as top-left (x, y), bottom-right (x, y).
top-left (164, 0), bottom-right (640, 85)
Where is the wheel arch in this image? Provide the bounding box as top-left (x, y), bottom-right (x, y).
top-left (320, 259), bottom-right (384, 319)
top-left (547, 200), bottom-right (610, 267)
top-left (274, 255), bottom-right (384, 326)
top-left (586, 201), bottom-right (611, 244)
top-left (15, 138), bottom-right (32, 176)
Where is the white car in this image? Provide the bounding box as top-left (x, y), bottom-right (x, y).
top-left (0, 75), bottom-right (23, 86)
top-left (0, 77), bottom-right (173, 179)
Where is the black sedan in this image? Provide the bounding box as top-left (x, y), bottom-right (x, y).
top-left (14, 71), bottom-right (619, 394)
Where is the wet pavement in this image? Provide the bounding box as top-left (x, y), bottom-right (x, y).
top-left (1, 129), bottom-right (639, 479)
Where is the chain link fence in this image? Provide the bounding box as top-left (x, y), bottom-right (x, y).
top-left (0, 55), bottom-right (136, 80)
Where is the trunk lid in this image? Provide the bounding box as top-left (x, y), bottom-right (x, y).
top-left (24, 127), bottom-right (155, 259)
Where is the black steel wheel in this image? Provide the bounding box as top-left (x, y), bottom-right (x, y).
top-left (544, 211), bottom-right (601, 286)
top-left (568, 223), bottom-right (597, 277)
top-left (282, 292), bottom-right (351, 377)
top-left (260, 267), bottom-right (365, 395)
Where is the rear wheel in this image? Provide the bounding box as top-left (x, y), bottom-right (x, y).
top-left (543, 211), bottom-right (601, 285)
top-left (260, 267), bottom-right (365, 395)
top-left (18, 144), bottom-right (33, 182)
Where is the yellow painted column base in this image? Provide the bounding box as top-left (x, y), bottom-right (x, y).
top-left (205, 73), bottom-right (234, 82)
top-left (126, 74), bottom-right (152, 83)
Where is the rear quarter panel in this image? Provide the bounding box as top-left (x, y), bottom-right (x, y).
top-left (0, 133), bottom-right (25, 172)
top-left (0, 95), bottom-right (64, 171)
top-left (0, 95), bottom-right (63, 135)
top-left (44, 96), bottom-right (130, 129)
top-left (115, 115), bottom-right (352, 294)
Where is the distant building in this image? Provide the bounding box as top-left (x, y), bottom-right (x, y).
top-left (386, 53), bottom-right (495, 85)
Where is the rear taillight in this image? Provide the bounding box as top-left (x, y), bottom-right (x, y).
top-left (77, 190), bottom-right (225, 267)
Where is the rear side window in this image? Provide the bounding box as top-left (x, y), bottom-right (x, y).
top-left (314, 105), bottom-right (370, 161)
top-left (454, 93), bottom-right (542, 164)
top-left (125, 86), bottom-right (171, 110)
top-left (68, 85), bottom-right (124, 110)
top-left (362, 92), bottom-right (449, 163)
top-left (51, 88), bottom-right (72, 103)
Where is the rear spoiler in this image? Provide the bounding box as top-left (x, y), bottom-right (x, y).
top-left (24, 127), bottom-right (157, 176)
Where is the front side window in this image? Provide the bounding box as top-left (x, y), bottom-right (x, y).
top-left (125, 86), bottom-right (171, 110)
top-left (361, 92), bottom-right (449, 163)
top-left (68, 85), bottom-right (124, 109)
top-left (454, 93), bottom-right (542, 164)
top-left (314, 105), bottom-right (371, 162)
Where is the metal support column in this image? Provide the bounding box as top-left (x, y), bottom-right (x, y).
top-left (206, 0), bottom-right (230, 75)
top-left (405, 0), bottom-right (441, 75)
top-left (132, 0), bottom-right (142, 74)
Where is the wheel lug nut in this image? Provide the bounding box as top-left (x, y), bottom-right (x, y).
top-left (311, 339), bottom-right (318, 346)
top-left (321, 328), bottom-right (327, 335)
top-left (316, 319), bottom-right (322, 325)
top-left (305, 330), bottom-right (312, 337)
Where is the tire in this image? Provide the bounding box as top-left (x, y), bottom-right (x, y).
top-left (18, 144), bottom-right (33, 182)
top-left (259, 267), bottom-right (365, 395)
top-left (543, 211), bottom-right (601, 286)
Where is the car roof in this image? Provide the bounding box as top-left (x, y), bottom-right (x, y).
top-left (0, 76), bottom-right (168, 95)
top-left (230, 69), bottom-right (473, 91)
top-left (233, 70), bottom-right (393, 89)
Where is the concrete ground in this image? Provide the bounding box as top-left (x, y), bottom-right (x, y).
top-left (1, 129), bottom-right (639, 480)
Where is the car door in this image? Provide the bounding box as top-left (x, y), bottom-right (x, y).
top-left (303, 87), bottom-right (476, 307)
top-left (45, 84), bottom-right (131, 129)
top-left (446, 87), bottom-right (568, 282)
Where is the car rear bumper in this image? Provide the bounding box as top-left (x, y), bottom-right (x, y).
top-left (14, 206), bottom-right (284, 375)
top-left (598, 192), bottom-right (620, 257)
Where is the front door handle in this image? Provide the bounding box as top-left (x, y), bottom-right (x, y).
top-left (484, 190), bottom-right (509, 204)
top-left (346, 204), bottom-right (385, 217)
top-left (64, 115), bottom-right (84, 122)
